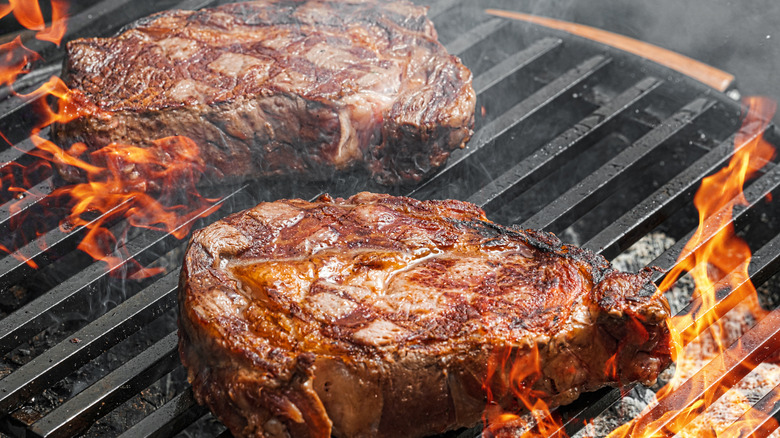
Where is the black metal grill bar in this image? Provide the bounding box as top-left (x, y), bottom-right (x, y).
top-left (28, 332), bottom-right (180, 438)
top-left (521, 97), bottom-right (716, 232)
top-left (410, 54), bottom-right (612, 199)
top-left (467, 76), bottom-right (662, 210)
top-left (0, 137), bottom-right (37, 171)
top-left (0, 184), bottom-right (240, 355)
top-left (719, 382), bottom-right (780, 438)
top-left (471, 37), bottom-right (562, 95)
top-left (116, 389), bottom-right (209, 438)
top-left (0, 197), bottom-right (137, 299)
top-left (443, 18), bottom-right (508, 55)
top-left (0, 177), bottom-right (54, 230)
top-left (647, 158), bottom-right (780, 283)
top-left (0, 65), bottom-right (61, 104)
top-left (582, 123), bottom-right (771, 257)
top-left (0, 270), bottom-right (177, 414)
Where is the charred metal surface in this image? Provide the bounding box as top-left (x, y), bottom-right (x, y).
top-left (468, 76), bottom-right (663, 211)
top-left (521, 97), bottom-right (716, 232)
top-left (0, 272), bottom-right (178, 414)
top-left (116, 389), bottom-right (209, 438)
top-left (28, 332), bottom-right (180, 438)
top-left (583, 124), bottom-right (774, 258)
top-left (411, 54), bottom-right (613, 200)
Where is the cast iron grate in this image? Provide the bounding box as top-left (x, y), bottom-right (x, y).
top-left (2, 0), bottom-right (780, 436)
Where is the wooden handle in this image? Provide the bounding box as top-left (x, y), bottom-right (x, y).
top-left (485, 9), bottom-right (735, 93)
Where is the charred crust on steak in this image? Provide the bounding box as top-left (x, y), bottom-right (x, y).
top-left (178, 192), bottom-right (672, 438)
top-left (52, 0), bottom-right (475, 186)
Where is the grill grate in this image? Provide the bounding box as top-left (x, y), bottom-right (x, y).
top-left (2, 0), bottom-right (780, 436)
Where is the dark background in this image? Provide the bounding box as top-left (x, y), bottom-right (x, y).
top-left (485, 0), bottom-right (780, 122)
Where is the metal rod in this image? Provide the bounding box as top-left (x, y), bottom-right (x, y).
top-left (582, 123), bottom-right (771, 257)
top-left (626, 308), bottom-right (780, 437)
top-left (468, 76), bottom-right (662, 211)
top-left (411, 54), bottom-right (612, 200)
top-left (521, 97), bottom-right (716, 232)
top-left (115, 389), bottom-right (209, 438)
top-left (718, 381), bottom-right (780, 438)
top-left (0, 177), bottom-right (54, 230)
top-left (28, 332), bottom-right (180, 438)
top-left (444, 18), bottom-right (509, 55)
top-left (472, 37), bottom-right (563, 96)
top-left (0, 270), bottom-right (177, 413)
top-left (648, 158), bottom-right (780, 283)
top-left (0, 197), bottom-right (137, 298)
top-left (0, 184), bottom-right (243, 355)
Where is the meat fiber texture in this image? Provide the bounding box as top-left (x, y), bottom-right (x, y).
top-left (178, 192), bottom-right (672, 438)
top-left (52, 0), bottom-right (476, 186)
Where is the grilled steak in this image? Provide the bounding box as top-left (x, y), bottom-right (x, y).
top-left (178, 192), bottom-right (672, 438)
top-left (52, 0), bottom-right (475, 185)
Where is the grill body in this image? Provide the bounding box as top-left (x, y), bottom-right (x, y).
top-left (2, 0), bottom-right (780, 437)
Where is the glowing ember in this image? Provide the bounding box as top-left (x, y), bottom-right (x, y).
top-left (0, 1), bottom-right (221, 277)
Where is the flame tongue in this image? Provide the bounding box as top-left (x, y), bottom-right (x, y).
top-left (1, 1), bottom-right (220, 278)
top-left (478, 96), bottom-right (778, 437)
top-left (0, 0), bottom-right (68, 45)
top-left (606, 97), bottom-right (779, 438)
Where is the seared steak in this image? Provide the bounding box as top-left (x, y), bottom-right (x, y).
top-left (178, 192), bottom-right (672, 438)
top-left (52, 0), bottom-right (475, 185)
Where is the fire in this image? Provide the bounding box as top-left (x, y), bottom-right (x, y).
top-left (606, 97), bottom-right (779, 438)
top-left (1, 1), bottom-right (221, 277)
top-left (0, 0), bottom-right (68, 44)
top-left (483, 344), bottom-right (566, 437)
top-left (481, 97), bottom-right (779, 436)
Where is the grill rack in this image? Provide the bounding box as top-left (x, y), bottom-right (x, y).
top-left (2, 0), bottom-right (780, 436)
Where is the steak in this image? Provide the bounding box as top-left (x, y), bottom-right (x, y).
top-left (178, 192), bottom-right (672, 438)
top-left (52, 0), bottom-right (475, 186)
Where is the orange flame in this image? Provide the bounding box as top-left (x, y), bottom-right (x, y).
top-left (0, 0), bottom-right (68, 86)
top-left (0, 36), bottom-right (40, 87)
top-left (1, 1), bottom-right (221, 278)
top-left (0, 0), bottom-right (68, 45)
top-left (480, 97), bottom-right (778, 437)
top-left (607, 97), bottom-right (779, 438)
top-left (483, 344), bottom-right (565, 437)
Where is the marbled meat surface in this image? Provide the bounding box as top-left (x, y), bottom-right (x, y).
top-left (178, 193), bottom-right (672, 438)
top-left (52, 0), bottom-right (475, 185)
